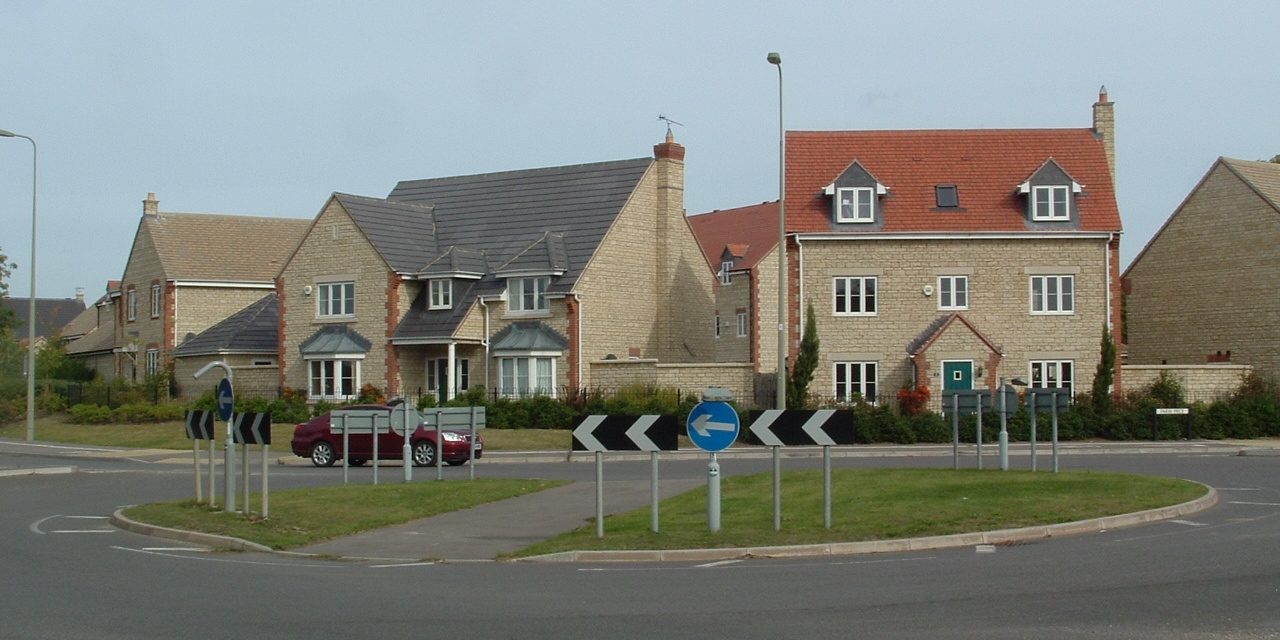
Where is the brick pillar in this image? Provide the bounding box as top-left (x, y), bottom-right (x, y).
top-left (566, 295), bottom-right (580, 391)
top-left (384, 272), bottom-right (401, 397)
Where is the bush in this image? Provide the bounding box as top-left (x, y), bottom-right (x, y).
top-left (68, 404), bottom-right (114, 424)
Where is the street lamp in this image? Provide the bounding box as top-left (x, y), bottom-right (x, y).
top-left (0, 128), bottom-right (37, 442)
top-left (998, 376), bottom-right (1028, 470)
top-left (767, 52), bottom-right (786, 412)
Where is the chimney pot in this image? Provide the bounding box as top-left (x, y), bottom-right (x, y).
top-left (75, 287), bottom-right (85, 304)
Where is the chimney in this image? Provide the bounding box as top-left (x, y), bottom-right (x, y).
top-left (1092, 86), bottom-right (1115, 183)
top-left (653, 130), bottom-right (686, 359)
top-left (75, 287), bottom-right (85, 305)
top-left (143, 192), bottom-right (159, 216)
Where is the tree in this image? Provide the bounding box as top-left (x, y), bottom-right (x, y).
top-left (0, 245), bottom-right (16, 333)
top-left (787, 301), bottom-right (819, 409)
top-left (1268, 154), bottom-right (1280, 164)
top-left (36, 335), bottom-right (93, 382)
top-left (1092, 324), bottom-right (1117, 414)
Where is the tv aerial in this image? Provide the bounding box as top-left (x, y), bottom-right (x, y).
top-left (657, 114), bottom-right (684, 137)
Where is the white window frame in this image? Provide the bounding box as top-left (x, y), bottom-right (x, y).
top-left (317, 281), bottom-right (355, 318)
top-left (508, 276), bottom-right (550, 313)
top-left (145, 349), bottom-right (159, 377)
top-left (736, 312), bottom-right (748, 338)
top-left (306, 356), bottom-right (362, 401)
top-left (833, 276), bottom-right (878, 316)
top-left (127, 288), bottom-right (137, 322)
top-left (836, 187), bottom-right (874, 223)
top-left (719, 261), bottom-right (733, 285)
top-left (834, 361), bottom-right (878, 404)
top-left (429, 279), bottom-right (453, 310)
top-left (1030, 275), bottom-right (1075, 315)
top-left (498, 355), bottom-right (556, 398)
top-left (938, 275), bottom-right (968, 310)
top-left (1032, 185), bottom-right (1070, 221)
top-left (1030, 360), bottom-right (1074, 397)
top-left (150, 284), bottom-right (161, 318)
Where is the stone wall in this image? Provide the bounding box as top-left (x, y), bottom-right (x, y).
top-left (1122, 364), bottom-right (1250, 402)
top-left (588, 359), bottom-right (755, 403)
top-left (713, 269), bottom-right (752, 362)
top-left (173, 355), bottom-right (279, 400)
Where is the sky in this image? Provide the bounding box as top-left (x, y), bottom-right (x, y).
top-left (1, 1), bottom-right (1277, 301)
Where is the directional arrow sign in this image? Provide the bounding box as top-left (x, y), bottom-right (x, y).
top-left (232, 412), bottom-right (272, 445)
top-left (572, 415), bottom-right (678, 452)
top-left (748, 409), bottom-right (854, 446)
top-left (216, 378), bottom-right (234, 422)
top-left (686, 401), bottom-right (739, 452)
top-left (184, 410), bottom-right (215, 440)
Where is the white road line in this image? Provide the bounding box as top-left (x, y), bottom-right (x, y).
top-left (51, 530), bottom-right (115, 534)
top-left (141, 547), bottom-right (211, 553)
top-left (1170, 520), bottom-right (1207, 527)
top-left (29, 514), bottom-right (61, 535)
top-left (1228, 501), bottom-right (1280, 507)
top-left (1216, 487), bottom-right (1261, 491)
top-left (579, 556), bottom-right (936, 573)
top-left (110, 546), bottom-right (342, 568)
top-left (695, 559), bottom-right (742, 568)
top-left (370, 561), bottom-right (437, 569)
top-left (64, 515), bottom-right (109, 519)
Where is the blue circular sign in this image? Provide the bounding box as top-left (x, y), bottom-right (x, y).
top-left (216, 378), bottom-right (234, 422)
top-left (686, 401), bottom-right (740, 453)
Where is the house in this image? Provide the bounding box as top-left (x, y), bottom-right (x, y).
top-left (688, 201), bottom-right (780, 369)
top-left (276, 133), bottom-right (722, 403)
top-left (64, 283), bottom-right (119, 380)
top-left (1, 290), bottom-right (86, 348)
top-left (171, 294), bottom-right (281, 397)
top-left (779, 89), bottom-right (1123, 405)
top-left (1124, 157), bottom-right (1280, 380)
top-left (115, 193), bottom-right (310, 390)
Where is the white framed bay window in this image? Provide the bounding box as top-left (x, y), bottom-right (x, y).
top-left (307, 356), bottom-right (361, 400)
top-left (498, 355), bottom-right (556, 397)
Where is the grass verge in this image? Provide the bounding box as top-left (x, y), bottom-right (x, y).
top-left (510, 469), bottom-right (1205, 558)
top-left (124, 478), bottom-right (566, 549)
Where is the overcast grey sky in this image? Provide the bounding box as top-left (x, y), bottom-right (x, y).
top-left (1, 1), bottom-right (1276, 301)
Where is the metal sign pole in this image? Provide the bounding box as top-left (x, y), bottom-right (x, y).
top-left (208, 432), bottom-right (216, 507)
top-left (708, 452), bottom-right (721, 533)
top-left (372, 412), bottom-right (380, 486)
top-left (1051, 394), bottom-right (1060, 473)
top-left (772, 446), bottom-right (781, 531)
top-left (192, 438), bottom-right (202, 502)
top-left (225, 415), bottom-right (236, 513)
top-left (342, 413), bottom-right (350, 485)
top-left (998, 383), bottom-right (1009, 471)
top-left (241, 437), bottom-right (249, 515)
top-left (595, 451), bottom-right (604, 539)
top-left (951, 394), bottom-right (959, 470)
top-left (261, 443), bottom-right (269, 518)
top-left (975, 405), bottom-right (983, 470)
top-left (469, 406), bottom-right (477, 481)
top-left (823, 445), bottom-right (832, 529)
top-left (650, 451), bottom-right (659, 534)
top-left (1030, 393), bottom-right (1038, 472)
top-left (435, 409), bottom-right (444, 481)
top-left (402, 403), bottom-right (412, 483)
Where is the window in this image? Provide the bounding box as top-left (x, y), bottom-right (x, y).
top-left (499, 356), bottom-right (555, 397)
top-left (427, 358), bottom-right (470, 399)
top-left (935, 185), bottom-right (959, 208)
top-left (719, 261), bottom-right (733, 285)
top-left (509, 276), bottom-right (550, 313)
top-left (1032, 185), bottom-right (1069, 220)
top-left (736, 312), bottom-right (748, 337)
top-left (939, 275), bottom-right (968, 310)
top-left (127, 288), bottom-right (137, 322)
top-left (1030, 360), bottom-right (1073, 397)
top-left (317, 281), bottom-right (355, 318)
top-left (429, 279), bottom-right (452, 310)
top-left (836, 187), bottom-right (874, 223)
top-left (1031, 275), bottom-right (1074, 314)
top-left (714, 314), bottom-right (721, 339)
top-left (834, 361), bottom-right (878, 403)
top-left (834, 276), bottom-right (877, 315)
top-left (150, 284), bottom-right (161, 318)
top-left (309, 359), bottom-right (359, 400)
top-left (145, 349), bottom-right (159, 377)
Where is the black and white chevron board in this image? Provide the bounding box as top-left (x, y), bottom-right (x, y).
top-left (748, 409), bottom-right (855, 446)
top-left (571, 415), bottom-right (678, 452)
top-left (232, 412), bottom-right (272, 445)
top-left (184, 410), bottom-right (215, 440)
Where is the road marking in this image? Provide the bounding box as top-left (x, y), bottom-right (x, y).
top-left (578, 556), bottom-right (935, 573)
top-left (370, 561), bottom-right (437, 569)
top-left (111, 546), bottom-right (342, 568)
top-left (1228, 501), bottom-right (1280, 507)
top-left (1170, 520), bottom-right (1207, 527)
top-left (1216, 487), bottom-right (1261, 491)
top-left (695, 559), bottom-right (741, 568)
top-left (64, 515), bottom-right (109, 519)
top-left (141, 547), bottom-right (211, 553)
top-left (29, 514), bottom-right (62, 535)
top-left (51, 530), bottom-right (115, 534)
top-left (975, 545), bottom-right (996, 554)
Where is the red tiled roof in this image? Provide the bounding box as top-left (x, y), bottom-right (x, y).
top-left (785, 129), bottom-right (1122, 233)
top-left (687, 201), bottom-right (780, 271)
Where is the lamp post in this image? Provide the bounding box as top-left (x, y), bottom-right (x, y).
top-left (998, 376), bottom-right (1027, 470)
top-left (767, 52), bottom-right (786, 411)
top-left (0, 129), bottom-right (37, 442)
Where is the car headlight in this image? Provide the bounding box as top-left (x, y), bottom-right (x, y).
top-left (442, 432), bottom-right (465, 442)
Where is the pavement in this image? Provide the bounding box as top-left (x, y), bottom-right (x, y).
top-left (9, 436), bottom-right (1280, 563)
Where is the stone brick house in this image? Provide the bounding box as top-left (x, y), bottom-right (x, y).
top-left (688, 201), bottom-right (781, 367)
top-left (780, 90), bottom-right (1124, 406)
top-left (115, 193), bottom-right (309, 392)
top-left (276, 134), bottom-right (717, 403)
top-left (64, 283), bottom-right (119, 380)
top-left (1124, 157), bottom-right (1280, 379)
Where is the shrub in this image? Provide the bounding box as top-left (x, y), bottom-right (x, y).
top-left (68, 403), bottom-right (114, 424)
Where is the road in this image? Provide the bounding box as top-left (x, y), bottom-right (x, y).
top-left (2, 442), bottom-right (1278, 639)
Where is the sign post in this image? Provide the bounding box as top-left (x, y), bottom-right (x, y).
top-left (687, 389), bottom-right (740, 534)
top-left (747, 409), bottom-right (854, 530)
top-left (942, 390), bottom-right (992, 470)
top-left (232, 412), bottom-right (271, 517)
top-left (572, 414), bottom-right (678, 537)
top-left (1028, 388), bottom-right (1070, 472)
top-left (183, 410), bottom-right (215, 503)
top-left (193, 362), bottom-right (235, 513)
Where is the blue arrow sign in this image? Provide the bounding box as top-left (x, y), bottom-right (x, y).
top-left (686, 401), bottom-right (739, 453)
top-left (216, 378), bottom-right (234, 422)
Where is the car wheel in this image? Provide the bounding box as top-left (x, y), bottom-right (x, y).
top-left (445, 459), bottom-right (467, 467)
top-left (412, 440), bottom-right (437, 467)
top-left (348, 458), bottom-right (367, 467)
top-left (310, 441), bottom-right (336, 467)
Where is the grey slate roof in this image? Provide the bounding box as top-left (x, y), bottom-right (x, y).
top-left (173, 294), bottom-right (279, 357)
top-left (490, 321), bottom-right (569, 352)
top-left (332, 194), bottom-right (437, 274)
top-left (299, 325), bottom-right (372, 356)
top-left (374, 157), bottom-right (653, 341)
top-left (1, 297), bottom-right (85, 341)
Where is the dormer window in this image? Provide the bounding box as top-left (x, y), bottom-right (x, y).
top-left (429, 279), bottom-right (452, 310)
top-left (719, 260), bottom-right (734, 285)
top-left (509, 276), bottom-right (550, 313)
top-left (935, 185), bottom-right (959, 209)
top-left (1032, 185), bottom-right (1069, 221)
top-left (836, 187), bottom-right (874, 223)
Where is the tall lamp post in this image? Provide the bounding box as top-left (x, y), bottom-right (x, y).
top-left (767, 52), bottom-right (786, 411)
top-left (0, 129), bottom-right (37, 442)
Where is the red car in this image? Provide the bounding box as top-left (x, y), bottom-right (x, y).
top-left (291, 404), bottom-right (483, 468)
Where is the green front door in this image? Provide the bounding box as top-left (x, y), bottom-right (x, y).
top-left (943, 361), bottom-right (973, 392)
